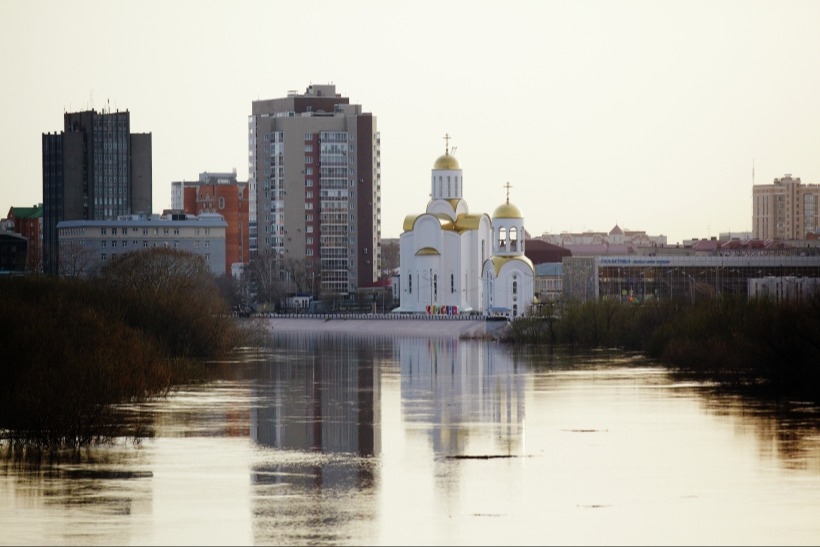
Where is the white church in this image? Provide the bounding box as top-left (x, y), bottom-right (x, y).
top-left (395, 138), bottom-right (535, 318)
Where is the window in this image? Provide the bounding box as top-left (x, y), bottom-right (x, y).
top-left (451, 273), bottom-right (455, 293)
top-left (434, 275), bottom-right (438, 301)
top-left (112, 227), bottom-right (117, 235)
top-left (100, 240), bottom-right (107, 248)
top-left (409, 274), bottom-right (412, 294)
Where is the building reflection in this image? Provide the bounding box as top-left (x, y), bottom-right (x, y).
top-left (248, 333), bottom-right (383, 544)
top-left (399, 337), bottom-right (528, 457)
top-left (249, 333), bottom-right (382, 487)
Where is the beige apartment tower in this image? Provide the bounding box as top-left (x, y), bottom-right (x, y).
top-left (753, 174), bottom-right (820, 240)
top-left (248, 84), bottom-right (381, 296)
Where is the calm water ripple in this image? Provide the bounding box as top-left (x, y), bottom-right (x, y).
top-left (2, 331), bottom-right (820, 545)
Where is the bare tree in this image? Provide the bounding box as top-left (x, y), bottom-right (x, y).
top-left (58, 241), bottom-right (95, 279)
top-left (380, 239), bottom-right (399, 279)
top-left (244, 252), bottom-right (285, 306)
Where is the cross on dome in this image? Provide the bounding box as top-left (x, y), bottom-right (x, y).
top-left (504, 181), bottom-right (513, 203)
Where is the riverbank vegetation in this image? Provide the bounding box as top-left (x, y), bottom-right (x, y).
top-left (0, 249), bottom-right (254, 451)
top-left (503, 295), bottom-right (820, 402)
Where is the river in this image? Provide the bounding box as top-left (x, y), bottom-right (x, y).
top-left (1, 324), bottom-right (819, 545)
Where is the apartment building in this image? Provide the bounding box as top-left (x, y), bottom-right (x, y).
top-left (42, 108), bottom-right (152, 276)
top-left (753, 174), bottom-right (820, 240)
top-left (248, 84), bottom-right (381, 296)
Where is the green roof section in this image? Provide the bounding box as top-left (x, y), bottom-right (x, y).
top-left (8, 205), bottom-right (43, 219)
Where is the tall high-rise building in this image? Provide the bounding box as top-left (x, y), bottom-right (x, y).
top-left (753, 174), bottom-right (820, 240)
top-left (42, 109), bottom-right (152, 275)
top-left (248, 84), bottom-right (381, 296)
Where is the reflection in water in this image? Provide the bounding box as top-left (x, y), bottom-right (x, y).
top-left (2, 332), bottom-right (820, 545)
top-left (251, 332), bottom-right (381, 456)
top-left (400, 338), bottom-right (527, 458)
top-left (247, 332), bottom-right (385, 545)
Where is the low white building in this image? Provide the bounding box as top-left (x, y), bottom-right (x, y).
top-left (56, 212), bottom-right (227, 278)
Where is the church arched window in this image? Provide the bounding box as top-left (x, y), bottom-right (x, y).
top-left (409, 274), bottom-right (412, 294)
top-left (499, 227), bottom-right (507, 251)
top-left (451, 273), bottom-right (455, 293)
top-left (513, 280), bottom-right (518, 295)
top-left (510, 227), bottom-right (517, 251)
top-left (433, 274), bottom-right (438, 301)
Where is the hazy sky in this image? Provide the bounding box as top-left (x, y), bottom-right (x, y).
top-left (3, 0), bottom-right (820, 244)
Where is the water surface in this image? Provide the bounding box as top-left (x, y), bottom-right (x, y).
top-left (2, 331), bottom-right (819, 546)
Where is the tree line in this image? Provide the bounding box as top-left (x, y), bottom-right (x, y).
top-left (504, 295), bottom-right (820, 402)
top-left (0, 248), bottom-right (254, 451)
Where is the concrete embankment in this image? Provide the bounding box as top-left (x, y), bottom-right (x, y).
top-left (263, 315), bottom-right (511, 339)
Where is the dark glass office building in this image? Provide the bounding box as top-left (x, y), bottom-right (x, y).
top-left (42, 109), bottom-right (152, 276)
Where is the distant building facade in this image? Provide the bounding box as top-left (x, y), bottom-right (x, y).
top-left (42, 109), bottom-right (152, 276)
top-left (171, 170), bottom-right (249, 276)
top-left (538, 225), bottom-right (667, 256)
top-left (753, 173), bottom-right (820, 240)
top-left (5, 204), bottom-right (43, 272)
top-left (56, 212), bottom-right (227, 278)
top-left (562, 254), bottom-right (820, 303)
top-left (248, 84), bottom-right (381, 296)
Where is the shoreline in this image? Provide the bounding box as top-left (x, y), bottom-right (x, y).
top-left (259, 315), bottom-right (511, 339)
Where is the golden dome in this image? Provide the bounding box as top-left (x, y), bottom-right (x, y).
top-left (433, 153), bottom-right (460, 170)
top-left (493, 201), bottom-right (523, 219)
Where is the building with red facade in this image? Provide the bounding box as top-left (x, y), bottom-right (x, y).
top-left (5, 204), bottom-right (43, 272)
top-left (172, 171), bottom-right (249, 276)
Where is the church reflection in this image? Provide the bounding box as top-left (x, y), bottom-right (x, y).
top-left (399, 337), bottom-right (528, 457)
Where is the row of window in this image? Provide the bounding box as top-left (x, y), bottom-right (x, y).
top-left (99, 227), bottom-right (211, 236)
top-left (99, 240), bottom-right (211, 248)
top-left (99, 251), bottom-right (211, 261)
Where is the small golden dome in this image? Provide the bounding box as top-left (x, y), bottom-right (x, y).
top-left (433, 153), bottom-right (460, 170)
top-left (493, 201), bottom-right (523, 219)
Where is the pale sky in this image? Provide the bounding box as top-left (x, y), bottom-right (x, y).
top-left (2, 0), bottom-right (820, 245)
